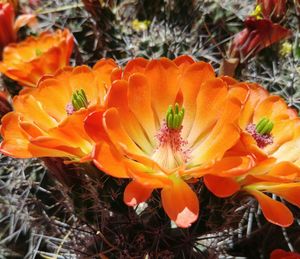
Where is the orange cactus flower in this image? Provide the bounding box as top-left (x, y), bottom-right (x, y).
top-left (0, 29), bottom-right (74, 87)
top-left (0, 2), bottom-right (36, 52)
top-left (84, 56), bottom-right (250, 228)
top-left (0, 59), bottom-right (120, 160)
top-left (229, 17), bottom-right (291, 62)
top-left (203, 77), bottom-right (300, 227)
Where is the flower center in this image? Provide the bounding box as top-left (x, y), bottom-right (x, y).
top-left (35, 48), bottom-right (43, 57)
top-left (152, 104), bottom-right (190, 170)
top-left (246, 118), bottom-right (274, 148)
top-left (66, 89), bottom-right (89, 115)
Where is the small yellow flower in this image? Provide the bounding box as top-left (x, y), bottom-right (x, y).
top-left (131, 19), bottom-right (151, 32)
top-left (251, 4), bottom-right (263, 20)
top-left (279, 41), bottom-right (292, 57)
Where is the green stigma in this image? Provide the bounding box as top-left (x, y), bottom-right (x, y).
top-left (166, 103), bottom-right (185, 129)
top-left (35, 48), bottom-right (43, 56)
top-left (71, 89), bottom-right (89, 111)
top-left (256, 118), bottom-right (274, 135)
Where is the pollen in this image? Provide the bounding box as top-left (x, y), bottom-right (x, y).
top-left (152, 121), bottom-right (190, 170)
top-left (246, 123), bottom-right (273, 149)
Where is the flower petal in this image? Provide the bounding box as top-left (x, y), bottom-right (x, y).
top-left (0, 112), bottom-right (71, 158)
top-left (204, 174), bottom-right (240, 197)
top-left (123, 57), bottom-right (148, 80)
top-left (124, 181), bottom-right (153, 206)
top-left (266, 183), bottom-right (300, 208)
top-left (245, 188), bottom-right (293, 227)
top-left (124, 159), bottom-right (172, 188)
top-left (144, 58), bottom-right (180, 122)
top-left (13, 94), bottom-right (58, 130)
top-left (253, 96), bottom-right (297, 123)
top-left (237, 83), bottom-right (269, 129)
top-left (106, 80), bottom-right (153, 154)
top-left (187, 78), bottom-right (227, 144)
top-left (179, 62), bottom-right (215, 138)
top-left (92, 142), bottom-right (129, 178)
top-left (103, 107), bottom-right (146, 156)
top-left (161, 179), bottom-right (199, 228)
top-left (128, 73), bottom-right (157, 145)
top-left (84, 109), bottom-right (109, 143)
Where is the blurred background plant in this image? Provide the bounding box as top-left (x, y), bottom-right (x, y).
top-left (1, 0), bottom-right (300, 258)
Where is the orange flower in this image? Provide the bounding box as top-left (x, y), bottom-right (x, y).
top-left (0, 2), bottom-right (36, 52)
top-left (84, 56), bottom-right (250, 227)
top-left (0, 59), bottom-right (120, 160)
top-left (203, 77), bottom-right (300, 227)
top-left (0, 29), bottom-right (74, 87)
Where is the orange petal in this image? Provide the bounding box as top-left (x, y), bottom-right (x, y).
top-left (190, 86), bottom-right (249, 164)
top-left (187, 78), bottom-right (227, 142)
top-left (220, 76), bottom-right (238, 85)
top-left (103, 107), bottom-right (145, 156)
top-left (173, 55), bottom-right (195, 72)
top-left (144, 58), bottom-right (180, 122)
top-left (266, 162), bottom-right (300, 180)
top-left (124, 181), bottom-right (153, 206)
top-left (227, 132), bottom-right (267, 162)
top-left (272, 135), bottom-right (300, 165)
top-left (84, 109), bottom-right (109, 143)
top-left (19, 121), bottom-right (44, 138)
top-left (69, 66), bottom-right (100, 106)
top-left (0, 112), bottom-right (33, 158)
top-left (0, 112), bottom-right (71, 158)
top-left (265, 183), bottom-right (300, 208)
top-left (30, 136), bottom-right (86, 158)
top-left (204, 174), bottom-right (240, 197)
top-left (245, 188), bottom-right (293, 227)
top-left (123, 57), bottom-right (148, 80)
top-left (92, 142), bottom-right (129, 178)
top-left (106, 81), bottom-right (153, 154)
top-left (45, 108), bottom-right (93, 155)
top-left (29, 77), bottom-right (71, 122)
top-left (161, 178), bottom-right (199, 228)
top-left (238, 83), bottom-right (269, 129)
top-left (13, 94), bottom-right (58, 130)
top-left (92, 58), bottom-right (119, 104)
top-left (179, 62), bottom-right (215, 138)
top-left (128, 73), bottom-right (156, 145)
top-left (190, 123), bottom-right (240, 166)
top-left (253, 96), bottom-right (296, 123)
top-left (264, 119), bottom-right (297, 155)
top-left (124, 159), bottom-right (172, 188)
top-left (189, 155), bottom-right (253, 178)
